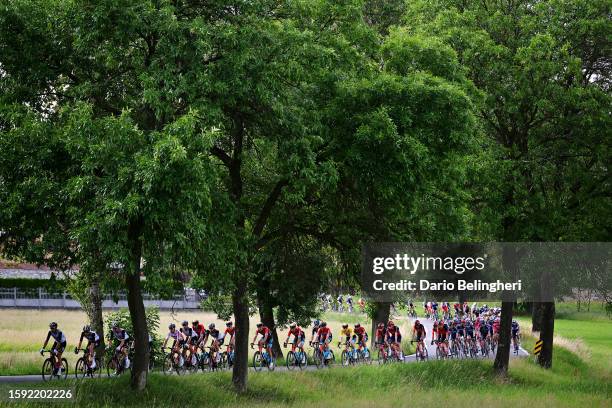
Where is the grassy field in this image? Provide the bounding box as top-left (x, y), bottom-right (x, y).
top-left (0, 303), bottom-right (609, 406)
top-left (0, 308), bottom-right (400, 375)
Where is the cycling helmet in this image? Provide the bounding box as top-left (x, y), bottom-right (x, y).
top-left (313, 319), bottom-right (320, 326)
top-left (342, 323), bottom-right (348, 329)
top-left (290, 322), bottom-right (297, 329)
top-left (256, 322), bottom-right (263, 328)
top-left (321, 321), bottom-right (327, 327)
top-left (182, 320), bottom-right (189, 326)
top-left (512, 320), bottom-right (517, 324)
top-left (355, 323), bottom-right (361, 328)
top-left (49, 322), bottom-right (57, 329)
top-left (82, 325), bottom-right (91, 332)
top-left (209, 323), bottom-right (216, 330)
top-left (226, 321), bottom-right (233, 327)
top-left (433, 321), bottom-right (438, 326)
top-left (111, 321), bottom-right (119, 329)
top-left (169, 323), bottom-right (176, 329)
top-left (388, 320), bottom-right (394, 326)
top-left (415, 320), bottom-right (420, 325)
top-left (192, 320), bottom-right (199, 326)
top-left (377, 322), bottom-right (384, 328)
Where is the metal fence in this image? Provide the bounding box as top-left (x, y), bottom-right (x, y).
top-left (0, 288), bottom-right (201, 310)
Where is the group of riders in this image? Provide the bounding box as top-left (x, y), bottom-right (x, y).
top-left (410, 301), bottom-right (522, 359)
top-left (320, 293), bottom-right (366, 313)
top-left (40, 300), bottom-right (521, 375)
top-left (41, 321), bottom-right (138, 376)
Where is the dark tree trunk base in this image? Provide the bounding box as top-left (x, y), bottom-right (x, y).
top-left (537, 302), bottom-right (555, 368)
top-left (232, 285), bottom-right (250, 393)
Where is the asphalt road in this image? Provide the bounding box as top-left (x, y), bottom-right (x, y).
top-left (0, 316), bottom-right (529, 383)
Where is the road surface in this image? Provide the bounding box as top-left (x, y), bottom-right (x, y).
top-left (0, 316), bottom-right (528, 383)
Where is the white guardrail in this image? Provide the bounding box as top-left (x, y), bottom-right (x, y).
top-left (0, 288), bottom-right (201, 309)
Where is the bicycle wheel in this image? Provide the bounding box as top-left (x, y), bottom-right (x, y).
top-left (313, 349), bottom-right (323, 368)
top-left (253, 351), bottom-right (263, 372)
top-left (41, 358), bottom-right (54, 381)
top-left (93, 357), bottom-right (102, 377)
top-left (75, 357), bottom-right (86, 379)
top-left (266, 351), bottom-right (276, 371)
top-left (106, 357), bottom-right (116, 377)
top-left (341, 350), bottom-right (350, 366)
top-left (298, 351), bottom-right (308, 369)
top-left (199, 352), bottom-right (210, 372)
top-left (163, 354), bottom-right (174, 375)
top-left (286, 351), bottom-right (296, 370)
top-left (362, 348), bottom-right (372, 364)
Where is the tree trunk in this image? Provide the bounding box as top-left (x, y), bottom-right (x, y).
top-left (232, 284), bottom-right (249, 393)
top-left (532, 302), bottom-right (543, 332)
top-left (259, 298), bottom-right (283, 359)
top-left (370, 301), bottom-right (390, 343)
top-left (126, 222), bottom-right (148, 391)
top-left (493, 300), bottom-right (513, 375)
top-left (89, 275), bottom-right (105, 356)
top-left (494, 245), bottom-right (518, 375)
top-left (537, 301), bottom-right (555, 368)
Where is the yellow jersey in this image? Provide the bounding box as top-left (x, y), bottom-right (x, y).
top-left (340, 327), bottom-right (354, 338)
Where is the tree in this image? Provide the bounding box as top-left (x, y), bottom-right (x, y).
top-left (405, 0), bottom-right (611, 372)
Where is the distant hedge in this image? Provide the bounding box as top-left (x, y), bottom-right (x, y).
top-left (0, 277), bottom-right (67, 294)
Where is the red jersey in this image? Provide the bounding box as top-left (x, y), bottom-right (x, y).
top-left (257, 326), bottom-right (270, 338)
top-left (193, 324), bottom-right (206, 336)
top-left (437, 324), bottom-right (448, 336)
top-left (287, 326), bottom-right (304, 338)
top-left (316, 326), bottom-right (331, 340)
top-left (224, 326), bottom-right (236, 337)
top-left (354, 326), bottom-right (366, 338)
top-left (375, 327), bottom-right (385, 341)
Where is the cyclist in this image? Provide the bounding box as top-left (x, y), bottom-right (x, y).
top-left (358, 297), bottom-right (366, 313)
top-left (337, 294), bottom-right (344, 312)
top-left (208, 323), bottom-right (223, 365)
top-left (223, 321), bottom-right (236, 366)
top-left (109, 322), bottom-right (131, 369)
top-left (192, 320), bottom-right (207, 352)
top-left (511, 319), bottom-right (521, 351)
top-left (252, 322), bottom-right (274, 364)
top-left (448, 321), bottom-right (459, 356)
top-left (309, 319), bottom-right (321, 344)
top-left (408, 300), bottom-right (416, 317)
top-left (346, 295), bottom-right (353, 313)
top-left (411, 319), bottom-right (427, 356)
top-left (478, 318), bottom-right (489, 354)
top-left (283, 322), bottom-right (306, 362)
top-left (162, 323), bottom-right (185, 367)
top-left (180, 320), bottom-right (198, 365)
top-left (75, 325), bottom-right (100, 370)
top-left (315, 321), bottom-right (333, 361)
top-left (492, 316), bottom-right (501, 346)
top-left (441, 302), bottom-right (449, 319)
top-left (464, 318), bottom-right (475, 350)
top-left (432, 319), bottom-right (449, 357)
top-left (40, 322), bottom-right (66, 375)
top-left (354, 323), bottom-right (368, 352)
top-left (386, 320), bottom-right (403, 360)
top-left (339, 323), bottom-right (355, 354)
top-left (432, 301), bottom-right (439, 319)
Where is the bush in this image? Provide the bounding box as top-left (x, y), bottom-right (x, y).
top-left (0, 277), bottom-right (67, 295)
